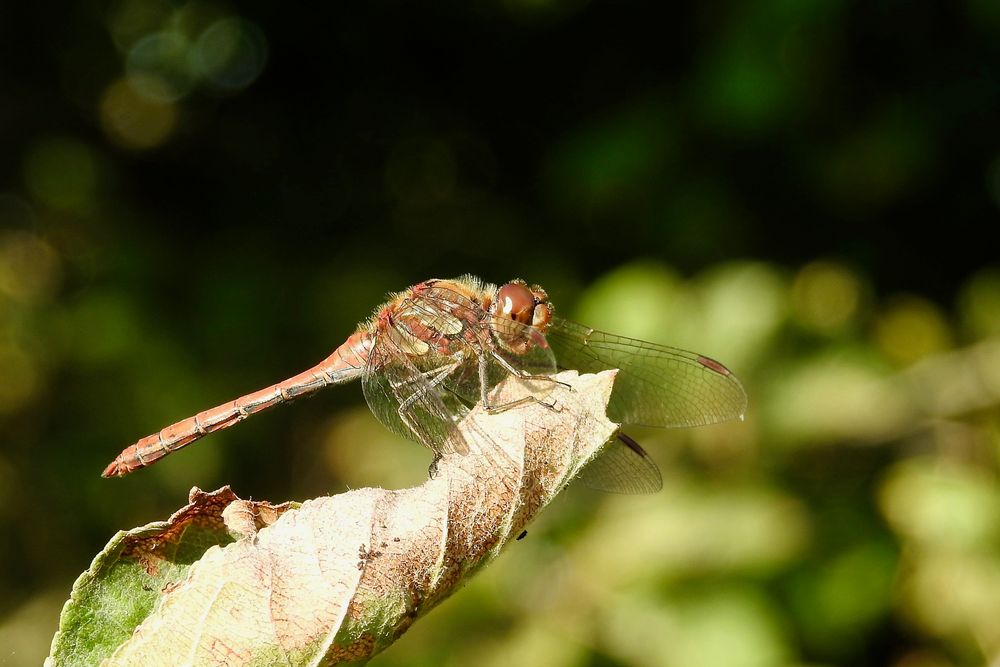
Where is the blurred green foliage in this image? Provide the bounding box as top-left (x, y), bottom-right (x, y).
top-left (1, 0), bottom-right (999, 665)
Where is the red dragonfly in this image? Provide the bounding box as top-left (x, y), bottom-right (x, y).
top-left (102, 276), bottom-right (746, 493)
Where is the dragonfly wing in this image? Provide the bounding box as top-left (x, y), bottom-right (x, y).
top-left (361, 328), bottom-right (470, 457)
top-left (546, 317), bottom-right (748, 428)
top-left (576, 432), bottom-right (663, 494)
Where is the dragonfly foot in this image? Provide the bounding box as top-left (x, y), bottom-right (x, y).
top-left (427, 454), bottom-right (442, 479)
top-left (540, 398), bottom-right (562, 413)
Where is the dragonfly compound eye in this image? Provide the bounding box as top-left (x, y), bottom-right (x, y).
top-left (497, 282), bottom-right (535, 325)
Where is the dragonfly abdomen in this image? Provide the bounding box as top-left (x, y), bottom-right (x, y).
top-left (102, 331), bottom-right (371, 477)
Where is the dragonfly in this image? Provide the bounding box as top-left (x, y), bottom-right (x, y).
top-left (102, 276), bottom-right (747, 493)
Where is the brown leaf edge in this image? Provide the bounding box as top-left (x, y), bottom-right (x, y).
top-left (45, 486), bottom-right (298, 667)
top-left (47, 370), bottom-right (619, 666)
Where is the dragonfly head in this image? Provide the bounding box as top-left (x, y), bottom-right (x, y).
top-left (491, 280), bottom-right (552, 354)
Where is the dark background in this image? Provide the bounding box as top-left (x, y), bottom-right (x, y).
top-left (2, 1), bottom-right (999, 665)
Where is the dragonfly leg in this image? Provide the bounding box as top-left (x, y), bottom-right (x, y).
top-left (393, 358), bottom-right (463, 478)
top-left (488, 349), bottom-right (572, 391)
top-left (478, 354), bottom-right (562, 414)
top-left (486, 393), bottom-right (560, 414)
top-left (427, 452), bottom-right (442, 479)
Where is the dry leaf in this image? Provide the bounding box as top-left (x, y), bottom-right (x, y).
top-left (47, 370), bottom-right (619, 666)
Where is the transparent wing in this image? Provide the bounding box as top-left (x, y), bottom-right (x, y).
top-left (488, 316), bottom-right (559, 376)
top-left (546, 317), bottom-right (748, 428)
top-left (576, 432), bottom-right (663, 494)
top-left (361, 325), bottom-right (470, 457)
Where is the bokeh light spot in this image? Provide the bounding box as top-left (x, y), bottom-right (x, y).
top-left (543, 102), bottom-right (673, 217)
top-left (789, 543), bottom-right (897, 653)
top-left (23, 137), bottom-right (99, 212)
top-left (99, 77), bottom-right (177, 150)
top-left (791, 260), bottom-right (862, 332)
top-left (579, 475), bottom-right (810, 583)
top-left (605, 588), bottom-right (792, 667)
top-left (126, 31), bottom-right (196, 102)
top-left (879, 459), bottom-right (1000, 551)
top-left (874, 296), bottom-right (952, 366)
top-left (696, 46), bottom-right (789, 135)
top-left (62, 290), bottom-right (142, 364)
top-left (107, 0), bottom-right (172, 51)
top-left (766, 355), bottom-right (908, 444)
top-left (0, 232), bottom-right (61, 304)
top-left (896, 550), bottom-right (1000, 652)
top-left (974, 340), bottom-right (1000, 402)
top-left (694, 262), bottom-right (787, 367)
top-left (193, 18), bottom-right (268, 92)
top-left (320, 407), bottom-right (427, 490)
top-left (572, 261), bottom-right (683, 342)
